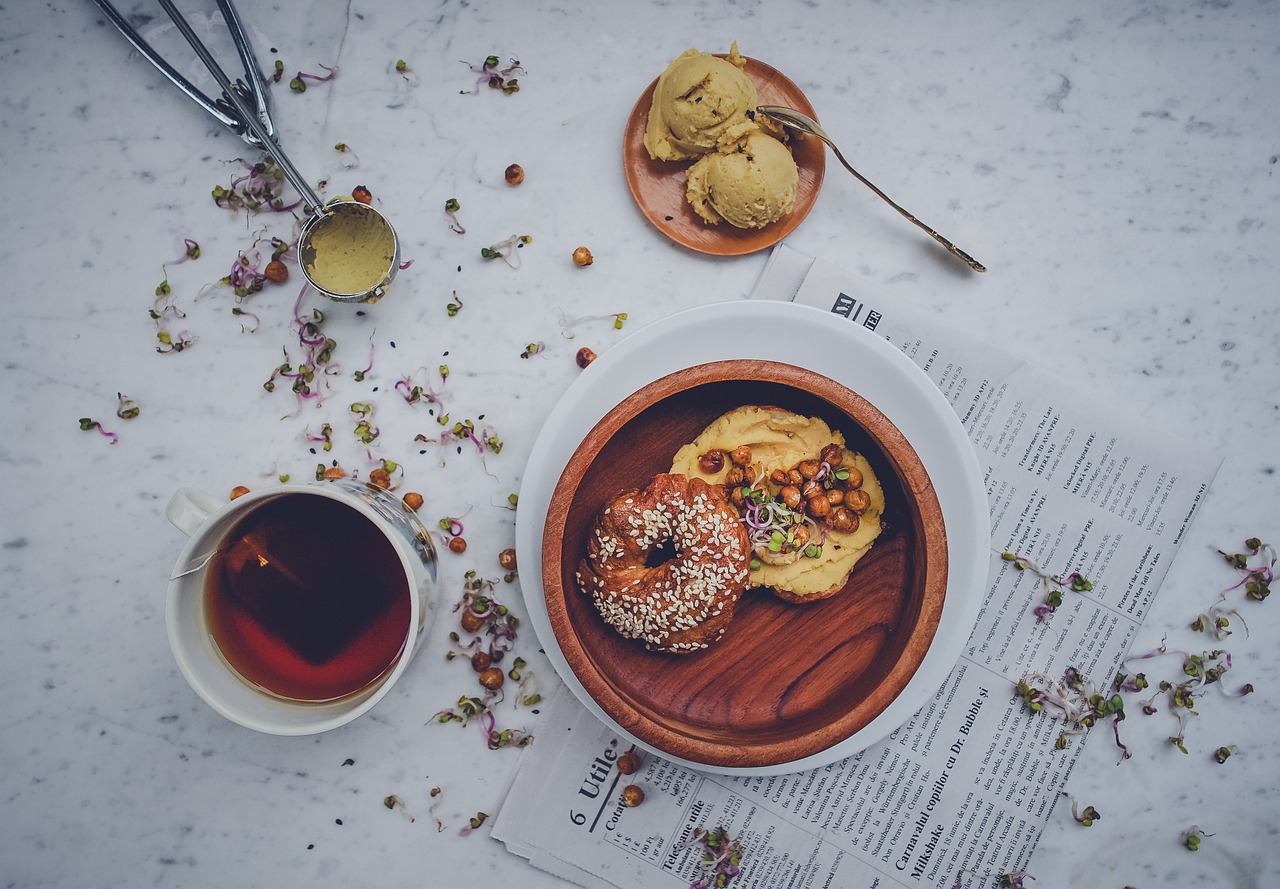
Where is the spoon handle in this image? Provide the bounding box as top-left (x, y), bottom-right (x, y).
top-left (827, 143), bottom-right (987, 273)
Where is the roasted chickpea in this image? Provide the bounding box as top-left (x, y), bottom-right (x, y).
top-left (323, 466), bottom-right (346, 480)
top-left (769, 469), bottom-right (790, 486)
top-left (725, 466), bottom-right (746, 486)
top-left (471, 650), bottom-right (492, 672)
top-left (572, 246), bottom-right (594, 266)
top-left (620, 784), bottom-right (645, 807)
top-left (616, 750), bottom-right (643, 775)
top-left (698, 450), bottom-right (725, 474)
top-left (460, 610), bottom-right (485, 633)
top-left (729, 445), bottom-right (752, 467)
top-left (798, 459), bottom-right (822, 479)
top-left (498, 548), bottom-right (518, 572)
top-left (844, 466), bottom-right (864, 489)
top-left (826, 489), bottom-right (845, 507)
top-left (402, 491), bottom-right (424, 511)
top-left (729, 486), bottom-right (746, 507)
top-left (263, 259), bottom-right (289, 283)
top-left (820, 443), bottom-right (844, 466)
top-left (368, 467), bottom-right (392, 489)
top-left (807, 494), bottom-right (832, 518)
top-left (230, 485), bottom-right (251, 500)
top-left (829, 506), bottom-right (859, 532)
top-left (575, 347), bottom-right (597, 368)
top-left (787, 469), bottom-right (804, 486)
top-left (846, 489), bottom-right (872, 512)
top-left (448, 536), bottom-right (468, 554)
top-left (504, 163), bottom-right (525, 185)
top-left (780, 485), bottom-right (803, 509)
top-left (478, 666), bottom-right (505, 690)
top-left (790, 523), bottom-right (811, 548)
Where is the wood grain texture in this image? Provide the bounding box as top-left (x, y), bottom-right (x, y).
top-left (542, 361), bottom-right (947, 768)
top-left (622, 56), bottom-right (827, 256)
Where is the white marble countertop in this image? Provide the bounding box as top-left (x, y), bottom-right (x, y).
top-left (2, 1), bottom-right (1278, 886)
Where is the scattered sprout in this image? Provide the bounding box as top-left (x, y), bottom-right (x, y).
top-left (1000, 550), bottom-right (1093, 621)
top-left (461, 55), bottom-right (523, 95)
top-left (682, 827), bottom-right (745, 889)
top-left (480, 234), bottom-right (532, 268)
top-left (520, 341), bottom-right (544, 359)
top-left (78, 418), bottom-right (118, 444)
top-left (559, 309), bottom-right (629, 338)
top-left (212, 156), bottom-right (303, 214)
top-left (446, 291), bottom-right (463, 316)
top-left (394, 58), bottom-right (420, 85)
top-left (289, 64), bottom-right (337, 92)
top-left (1212, 744), bottom-right (1236, 764)
top-left (1061, 791), bottom-right (1100, 826)
top-left (382, 794), bottom-right (415, 822)
top-left (444, 198), bottom-right (465, 234)
top-left (1219, 537), bottom-right (1274, 601)
top-left (115, 393), bottom-right (140, 420)
top-left (333, 141), bottom-right (359, 169)
top-left (1181, 825), bottom-right (1214, 851)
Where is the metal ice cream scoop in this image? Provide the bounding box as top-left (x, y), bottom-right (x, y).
top-left (756, 105), bottom-right (986, 273)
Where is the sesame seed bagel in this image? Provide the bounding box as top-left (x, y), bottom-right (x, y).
top-left (575, 474), bottom-right (750, 654)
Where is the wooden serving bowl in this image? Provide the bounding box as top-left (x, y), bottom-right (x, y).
top-left (542, 359), bottom-right (948, 769)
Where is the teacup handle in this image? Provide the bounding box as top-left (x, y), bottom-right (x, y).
top-left (166, 488), bottom-right (224, 537)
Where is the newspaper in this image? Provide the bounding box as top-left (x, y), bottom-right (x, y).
top-left (493, 245), bottom-right (1221, 888)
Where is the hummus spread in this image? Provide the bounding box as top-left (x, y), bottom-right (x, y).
top-left (670, 406), bottom-right (885, 599)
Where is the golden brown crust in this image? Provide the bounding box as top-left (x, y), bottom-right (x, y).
top-left (575, 474), bottom-right (750, 653)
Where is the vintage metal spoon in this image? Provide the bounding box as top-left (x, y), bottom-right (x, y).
top-left (756, 105), bottom-right (986, 273)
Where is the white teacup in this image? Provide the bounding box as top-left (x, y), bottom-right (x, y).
top-left (165, 479), bottom-right (438, 735)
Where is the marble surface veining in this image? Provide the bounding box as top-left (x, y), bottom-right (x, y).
top-left (1, 1), bottom-right (1278, 887)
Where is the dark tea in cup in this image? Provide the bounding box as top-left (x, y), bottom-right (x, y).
top-left (204, 494), bottom-right (411, 702)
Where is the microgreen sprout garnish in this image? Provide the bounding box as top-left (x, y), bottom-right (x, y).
top-left (353, 338), bottom-right (375, 382)
top-left (1212, 744), bottom-right (1236, 763)
top-left (458, 811), bottom-right (488, 837)
top-left (150, 302), bottom-right (197, 354)
top-left (1060, 791), bottom-right (1100, 826)
top-left (349, 402), bottom-right (379, 444)
top-left (288, 64), bottom-right (337, 92)
top-left (520, 342), bottom-right (544, 359)
top-left (212, 156), bottom-right (303, 214)
top-left (1181, 825), bottom-right (1214, 851)
top-left (997, 872), bottom-right (1035, 889)
top-left (461, 55), bottom-right (523, 94)
top-left (231, 306), bottom-right (261, 333)
top-left (427, 786), bottom-right (444, 832)
top-left (480, 234), bottom-right (532, 268)
top-left (382, 794), bottom-right (415, 822)
top-left (444, 198), bottom-right (465, 234)
top-left (333, 141), bottom-right (359, 169)
top-left (558, 309), bottom-right (629, 338)
top-left (434, 572), bottom-right (535, 749)
top-left (115, 393), bottom-right (140, 420)
top-left (396, 366), bottom-right (445, 408)
top-left (681, 827), bottom-right (745, 889)
top-left (393, 58), bottom-right (420, 86)
top-left (446, 291), bottom-right (464, 316)
top-left (78, 418), bottom-right (118, 444)
top-left (1016, 666), bottom-right (1128, 759)
top-left (1219, 537), bottom-right (1274, 601)
top-left (1117, 640), bottom-right (1251, 753)
top-left (264, 285), bottom-right (342, 408)
top-left (999, 550), bottom-right (1093, 621)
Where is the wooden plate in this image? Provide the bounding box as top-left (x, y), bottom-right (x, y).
top-left (541, 360), bottom-right (947, 769)
top-left (623, 57), bottom-right (826, 255)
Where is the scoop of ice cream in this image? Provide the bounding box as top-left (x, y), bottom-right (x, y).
top-left (643, 44), bottom-right (760, 162)
top-left (685, 129), bottom-right (798, 229)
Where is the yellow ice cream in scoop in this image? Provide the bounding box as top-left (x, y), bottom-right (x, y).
top-left (685, 129), bottom-right (798, 229)
top-left (643, 44), bottom-right (760, 162)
